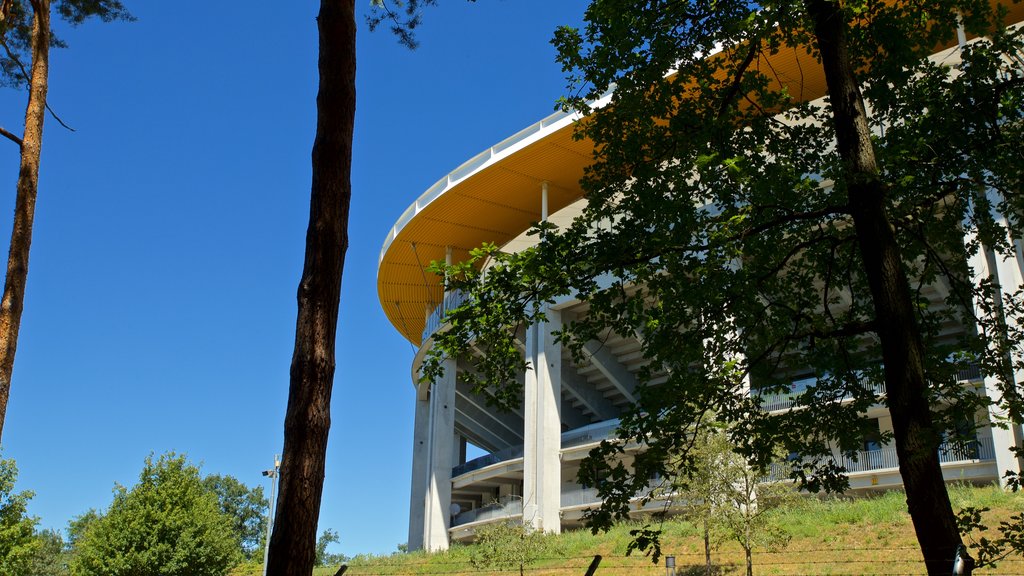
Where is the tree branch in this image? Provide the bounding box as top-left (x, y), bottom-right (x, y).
top-left (739, 204), bottom-right (848, 241)
top-left (43, 101), bottom-right (74, 131)
top-left (752, 232), bottom-right (850, 285)
top-left (367, 0), bottom-right (427, 49)
top-left (0, 36), bottom-right (29, 80)
top-left (717, 36), bottom-right (763, 119)
top-left (0, 0), bottom-right (13, 32)
top-left (0, 37), bottom-right (76, 132)
top-left (800, 319), bottom-right (878, 340)
top-left (0, 126), bottom-right (22, 147)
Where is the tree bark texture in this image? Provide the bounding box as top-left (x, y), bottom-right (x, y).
top-left (804, 1), bottom-right (962, 574)
top-left (703, 521), bottom-right (711, 576)
top-left (265, 1), bottom-right (354, 574)
top-left (0, 0), bottom-right (49, 441)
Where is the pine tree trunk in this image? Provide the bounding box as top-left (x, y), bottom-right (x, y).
top-left (0, 0), bottom-right (50, 441)
top-left (265, 1), bottom-right (354, 574)
top-left (804, 2), bottom-right (962, 574)
top-left (703, 518), bottom-right (711, 576)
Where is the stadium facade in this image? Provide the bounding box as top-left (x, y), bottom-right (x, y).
top-left (377, 7), bottom-right (1024, 552)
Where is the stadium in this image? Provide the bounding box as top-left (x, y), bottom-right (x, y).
top-left (376, 5), bottom-right (1024, 552)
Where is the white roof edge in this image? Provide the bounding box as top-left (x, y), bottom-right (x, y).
top-left (377, 88), bottom-right (615, 269)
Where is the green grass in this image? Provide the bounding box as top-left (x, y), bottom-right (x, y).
top-left (231, 484), bottom-right (1024, 575)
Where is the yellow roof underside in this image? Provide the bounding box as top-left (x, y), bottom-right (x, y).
top-left (377, 5), bottom-right (1024, 345)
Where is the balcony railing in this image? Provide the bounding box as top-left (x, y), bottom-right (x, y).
top-left (452, 420), bottom-right (622, 478)
top-left (764, 435), bottom-right (995, 481)
top-left (561, 419), bottom-right (621, 450)
top-left (452, 496), bottom-right (523, 527)
top-left (755, 380), bottom-right (887, 413)
top-left (561, 486), bottom-right (601, 508)
top-left (452, 444), bottom-right (524, 477)
top-left (755, 365), bottom-right (984, 413)
top-left (422, 289), bottom-right (471, 343)
top-left (956, 364), bottom-right (983, 382)
top-left (561, 483), bottom-right (673, 511)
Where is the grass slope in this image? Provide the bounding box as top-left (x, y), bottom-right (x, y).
top-left (241, 484), bottom-right (1024, 576)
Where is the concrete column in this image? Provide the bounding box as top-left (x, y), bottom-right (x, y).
top-left (967, 229), bottom-right (1024, 484)
top-left (991, 237), bottom-right (1024, 478)
top-left (523, 306), bottom-right (562, 533)
top-left (407, 384), bottom-right (430, 551)
top-left (423, 356), bottom-right (457, 551)
top-left (455, 434), bottom-right (467, 466)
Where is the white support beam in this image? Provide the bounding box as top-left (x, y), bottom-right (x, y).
top-left (966, 213), bottom-right (1024, 484)
top-left (455, 360), bottom-right (526, 419)
top-left (454, 393), bottom-right (522, 448)
top-left (523, 307), bottom-right (562, 534)
top-left (561, 361), bottom-right (618, 421)
top-left (582, 340), bottom-right (638, 404)
top-left (407, 384), bottom-right (430, 552)
top-left (990, 235), bottom-right (1024, 478)
top-left (453, 421), bottom-right (500, 454)
top-left (560, 397), bottom-right (592, 430)
top-left (423, 356), bottom-right (456, 551)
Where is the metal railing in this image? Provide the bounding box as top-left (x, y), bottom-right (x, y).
top-left (755, 365), bottom-right (984, 413)
top-left (422, 289), bottom-right (471, 343)
top-left (938, 435), bottom-right (996, 463)
top-left (755, 380), bottom-right (887, 413)
top-left (764, 435), bottom-right (995, 480)
top-left (452, 420), bottom-right (622, 477)
top-left (452, 444), bottom-right (524, 477)
top-left (561, 419), bottom-right (621, 450)
top-left (956, 364), bottom-right (983, 382)
top-left (379, 87), bottom-right (617, 268)
top-left (451, 496), bottom-right (523, 527)
top-left (561, 486), bottom-right (602, 508)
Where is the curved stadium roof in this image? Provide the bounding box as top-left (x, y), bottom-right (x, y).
top-left (377, 4), bottom-right (1024, 345)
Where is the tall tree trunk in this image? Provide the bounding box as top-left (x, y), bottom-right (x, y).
top-left (0, 0), bottom-right (49, 441)
top-left (804, 1), bottom-right (962, 574)
top-left (265, 1), bottom-right (354, 574)
top-left (703, 518), bottom-right (711, 576)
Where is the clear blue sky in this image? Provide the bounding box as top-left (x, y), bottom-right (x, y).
top-left (0, 0), bottom-right (587, 558)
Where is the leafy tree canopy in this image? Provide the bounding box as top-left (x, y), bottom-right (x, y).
top-left (25, 528), bottom-right (69, 576)
top-left (70, 453), bottom-right (240, 576)
top-left (426, 0), bottom-right (1024, 568)
top-left (314, 528), bottom-right (342, 567)
top-left (0, 454), bottom-right (38, 576)
top-left (64, 509), bottom-right (99, 551)
top-left (202, 474), bottom-right (267, 560)
top-left (470, 520), bottom-right (546, 576)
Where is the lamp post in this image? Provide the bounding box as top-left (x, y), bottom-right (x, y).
top-left (261, 454), bottom-right (280, 576)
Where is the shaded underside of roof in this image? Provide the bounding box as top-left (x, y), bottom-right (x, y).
top-left (377, 4), bottom-right (1024, 345)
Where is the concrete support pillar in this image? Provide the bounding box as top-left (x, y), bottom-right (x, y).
top-left (991, 238), bottom-right (1024, 479)
top-left (523, 305), bottom-right (562, 533)
top-left (455, 434), bottom-right (467, 466)
top-left (967, 225), bottom-right (1024, 484)
top-left (423, 355), bottom-right (457, 551)
top-left (407, 384), bottom-right (430, 551)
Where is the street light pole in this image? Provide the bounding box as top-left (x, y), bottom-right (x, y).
top-left (261, 454), bottom-right (280, 576)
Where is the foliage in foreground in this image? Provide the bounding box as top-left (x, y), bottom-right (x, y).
top-left (471, 520), bottom-right (546, 575)
top-left (70, 453), bottom-right (240, 576)
top-left (0, 454), bottom-right (38, 575)
top-left (0, 450), bottom-right (276, 576)
top-left (24, 528), bottom-right (69, 576)
top-left (340, 486), bottom-right (1023, 575)
top-left (426, 0), bottom-right (1024, 570)
top-left (203, 474), bottom-right (268, 560)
